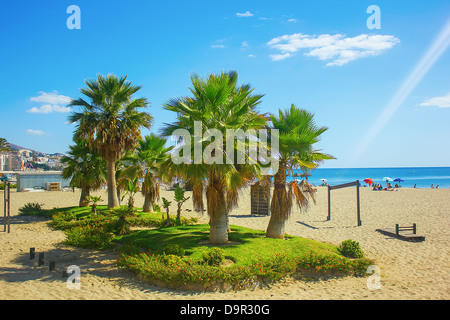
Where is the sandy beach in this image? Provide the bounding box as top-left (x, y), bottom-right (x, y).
top-left (1, 186), bottom-right (449, 300)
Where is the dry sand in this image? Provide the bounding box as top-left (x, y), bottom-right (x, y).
top-left (1, 186), bottom-right (449, 300)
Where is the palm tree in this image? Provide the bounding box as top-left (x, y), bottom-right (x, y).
top-left (61, 139), bottom-right (107, 207)
top-left (0, 138), bottom-right (12, 153)
top-left (86, 195), bottom-right (103, 214)
top-left (265, 104), bottom-right (334, 239)
top-left (68, 74), bottom-right (153, 208)
top-left (161, 71), bottom-right (268, 244)
top-left (174, 185), bottom-right (190, 224)
top-left (121, 178), bottom-right (140, 210)
top-left (162, 197), bottom-right (172, 227)
top-left (121, 134), bottom-right (172, 212)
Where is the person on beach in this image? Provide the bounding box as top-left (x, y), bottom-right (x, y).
top-left (431, 184), bottom-right (434, 188)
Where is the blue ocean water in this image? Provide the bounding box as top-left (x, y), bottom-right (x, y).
top-left (291, 167), bottom-right (450, 189)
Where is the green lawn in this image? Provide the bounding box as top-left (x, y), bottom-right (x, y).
top-left (114, 224), bottom-right (341, 266)
top-left (21, 203), bottom-right (373, 290)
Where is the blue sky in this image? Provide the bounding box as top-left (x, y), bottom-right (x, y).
top-left (0, 0), bottom-right (449, 168)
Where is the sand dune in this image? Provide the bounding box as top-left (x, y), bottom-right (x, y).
top-left (1, 186), bottom-right (449, 300)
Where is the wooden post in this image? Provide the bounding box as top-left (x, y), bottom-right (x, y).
top-left (413, 223), bottom-right (417, 234)
top-left (356, 180), bottom-right (361, 226)
top-left (395, 224), bottom-right (399, 235)
top-left (3, 181), bottom-right (11, 233)
top-left (7, 182), bottom-right (10, 233)
top-left (30, 248), bottom-right (35, 259)
top-left (38, 252), bottom-right (45, 266)
top-left (3, 183), bottom-right (5, 232)
top-left (327, 185), bottom-right (331, 221)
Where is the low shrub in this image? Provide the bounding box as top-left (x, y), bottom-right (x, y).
top-left (116, 250), bottom-right (374, 290)
top-left (202, 247), bottom-right (225, 266)
top-left (162, 254), bottom-right (186, 266)
top-left (339, 240), bottom-right (365, 258)
top-left (64, 221), bottom-right (114, 249)
top-left (18, 202), bottom-right (49, 217)
top-left (163, 244), bottom-right (185, 257)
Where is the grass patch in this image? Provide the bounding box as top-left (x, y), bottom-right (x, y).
top-left (115, 224), bottom-right (374, 291)
top-left (20, 204), bottom-right (374, 291)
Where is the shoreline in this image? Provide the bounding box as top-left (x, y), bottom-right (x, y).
top-left (1, 187), bottom-right (449, 299)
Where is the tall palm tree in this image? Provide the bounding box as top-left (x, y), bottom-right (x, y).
top-left (68, 74), bottom-right (153, 208)
top-left (0, 138), bottom-right (12, 153)
top-left (121, 133), bottom-right (172, 212)
top-left (265, 104), bottom-right (334, 239)
top-left (161, 71), bottom-right (268, 244)
top-left (61, 139), bottom-right (107, 207)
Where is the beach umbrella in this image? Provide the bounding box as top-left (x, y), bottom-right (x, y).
top-left (363, 178), bottom-right (373, 186)
top-left (394, 178), bottom-right (404, 183)
top-left (300, 173), bottom-right (312, 180)
top-left (320, 178), bottom-right (327, 181)
top-left (383, 177), bottom-right (393, 181)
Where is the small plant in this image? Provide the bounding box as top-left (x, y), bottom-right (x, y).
top-left (121, 178), bottom-right (140, 210)
top-left (153, 203), bottom-right (161, 212)
top-left (339, 240), bottom-right (365, 258)
top-left (86, 195), bottom-right (103, 214)
top-left (113, 206), bottom-right (135, 235)
top-left (18, 202), bottom-right (47, 217)
top-left (162, 197), bottom-right (172, 227)
top-left (174, 185), bottom-right (190, 225)
top-left (163, 244), bottom-right (185, 257)
top-left (202, 247), bottom-right (225, 266)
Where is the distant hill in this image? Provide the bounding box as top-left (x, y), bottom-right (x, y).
top-left (7, 143), bottom-right (65, 157)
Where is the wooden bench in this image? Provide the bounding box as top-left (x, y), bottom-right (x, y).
top-left (376, 223), bottom-right (425, 242)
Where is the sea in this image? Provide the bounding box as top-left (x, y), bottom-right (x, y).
top-left (290, 167), bottom-right (450, 189)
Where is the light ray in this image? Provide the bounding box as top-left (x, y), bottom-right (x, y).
top-left (350, 18), bottom-right (450, 166)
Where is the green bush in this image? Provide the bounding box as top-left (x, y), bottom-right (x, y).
top-left (162, 254), bottom-right (185, 266)
top-left (0, 183), bottom-right (16, 190)
top-left (202, 247), bottom-right (225, 266)
top-left (163, 244), bottom-right (185, 257)
top-left (64, 221), bottom-right (113, 249)
top-left (339, 240), bottom-right (365, 258)
top-left (117, 250), bottom-right (373, 289)
top-left (18, 202), bottom-right (49, 217)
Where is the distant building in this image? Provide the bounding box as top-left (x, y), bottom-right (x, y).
top-left (16, 171), bottom-right (71, 191)
top-left (0, 153), bottom-right (22, 171)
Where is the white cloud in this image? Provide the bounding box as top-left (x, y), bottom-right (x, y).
top-left (27, 91), bottom-right (72, 114)
top-left (236, 11), bottom-right (254, 18)
top-left (267, 33), bottom-right (400, 66)
top-left (211, 44), bottom-right (225, 49)
top-left (269, 52), bottom-right (292, 61)
top-left (30, 91), bottom-right (72, 105)
top-left (419, 93), bottom-right (450, 108)
top-left (27, 104), bottom-right (72, 114)
top-left (241, 41), bottom-right (249, 48)
top-left (287, 18), bottom-right (297, 23)
top-left (248, 54), bottom-right (256, 58)
top-left (26, 129), bottom-right (47, 136)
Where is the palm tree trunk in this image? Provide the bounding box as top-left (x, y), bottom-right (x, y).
top-left (176, 202), bottom-right (182, 224)
top-left (266, 161), bottom-right (287, 239)
top-left (209, 209), bottom-right (228, 244)
top-left (79, 186), bottom-right (90, 207)
top-left (143, 193), bottom-right (153, 212)
top-left (266, 214), bottom-right (286, 239)
top-left (208, 187), bottom-right (228, 245)
top-left (106, 157), bottom-right (119, 209)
